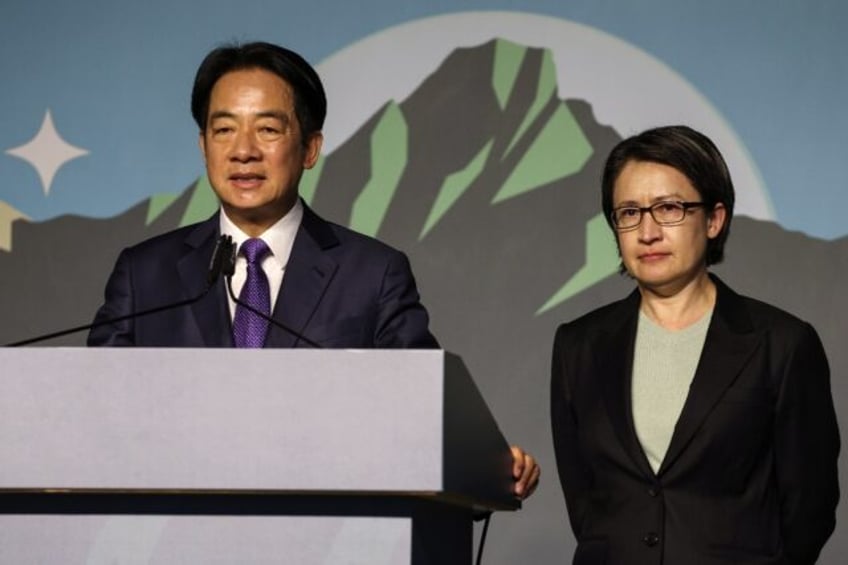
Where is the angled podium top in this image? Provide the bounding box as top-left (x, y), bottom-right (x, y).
top-left (0, 348), bottom-right (518, 511)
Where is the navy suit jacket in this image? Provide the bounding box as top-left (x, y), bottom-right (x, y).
top-left (88, 203), bottom-right (438, 348)
top-left (551, 276), bottom-right (839, 565)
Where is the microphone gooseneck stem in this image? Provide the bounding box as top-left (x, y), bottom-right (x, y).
top-left (6, 234), bottom-right (235, 347)
top-left (6, 291), bottom-right (209, 347)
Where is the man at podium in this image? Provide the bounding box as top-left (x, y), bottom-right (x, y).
top-left (88, 42), bottom-right (437, 351)
top-left (87, 41), bottom-right (539, 500)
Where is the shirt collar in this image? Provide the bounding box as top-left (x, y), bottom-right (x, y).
top-left (218, 199), bottom-right (304, 270)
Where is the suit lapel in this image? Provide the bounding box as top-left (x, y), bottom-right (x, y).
top-left (658, 275), bottom-right (761, 475)
top-left (597, 290), bottom-right (656, 479)
top-left (177, 215), bottom-right (233, 347)
top-left (265, 204), bottom-right (339, 348)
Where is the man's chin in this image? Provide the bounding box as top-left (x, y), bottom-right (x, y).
top-left (221, 201), bottom-right (293, 230)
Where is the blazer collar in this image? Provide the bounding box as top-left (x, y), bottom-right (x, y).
top-left (265, 202), bottom-right (340, 348)
top-left (658, 274), bottom-right (761, 474)
top-left (177, 213), bottom-right (233, 347)
top-left (596, 289), bottom-right (656, 478)
top-left (598, 274), bottom-right (762, 478)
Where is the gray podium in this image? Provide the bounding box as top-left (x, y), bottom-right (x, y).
top-left (0, 348), bottom-right (518, 564)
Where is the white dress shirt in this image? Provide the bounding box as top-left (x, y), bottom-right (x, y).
top-left (218, 199), bottom-right (304, 320)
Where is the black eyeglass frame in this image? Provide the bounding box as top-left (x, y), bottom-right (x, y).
top-left (610, 201), bottom-right (706, 230)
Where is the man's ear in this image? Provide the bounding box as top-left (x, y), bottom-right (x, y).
top-left (198, 131), bottom-right (207, 164)
top-left (303, 131), bottom-right (323, 169)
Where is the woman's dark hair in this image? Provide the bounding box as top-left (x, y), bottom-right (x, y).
top-left (601, 125), bottom-right (735, 265)
top-left (191, 41), bottom-right (326, 145)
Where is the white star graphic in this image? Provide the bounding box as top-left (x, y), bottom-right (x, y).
top-left (5, 109), bottom-right (90, 196)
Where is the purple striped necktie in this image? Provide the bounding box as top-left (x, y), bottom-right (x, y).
top-left (232, 238), bottom-right (272, 348)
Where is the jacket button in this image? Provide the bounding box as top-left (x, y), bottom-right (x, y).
top-left (643, 533), bottom-right (660, 547)
top-left (647, 487), bottom-right (660, 497)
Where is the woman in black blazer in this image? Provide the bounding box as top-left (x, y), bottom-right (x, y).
top-left (551, 126), bottom-right (839, 564)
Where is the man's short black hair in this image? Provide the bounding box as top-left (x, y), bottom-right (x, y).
top-left (191, 41), bottom-right (327, 143)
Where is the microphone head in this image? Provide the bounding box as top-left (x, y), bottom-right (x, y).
top-left (221, 236), bottom-right (236, 277)
top-left (207, 235), bottom-right (234, 286)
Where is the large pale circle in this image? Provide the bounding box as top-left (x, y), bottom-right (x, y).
top-left (317, 11), bottom-right (772, 220)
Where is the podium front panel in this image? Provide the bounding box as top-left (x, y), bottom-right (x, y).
top-left (0, 348), bottom-right (451, 492)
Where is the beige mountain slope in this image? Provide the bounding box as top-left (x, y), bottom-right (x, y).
top-left (0, 201), bottom-right (29, 252)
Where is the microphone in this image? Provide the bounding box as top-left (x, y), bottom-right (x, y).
top-left (207, 234), bottom-right (233, 286)
top-left (5, 235), bottom-right (234, 347)
top-left (221, 235), bottom-right (322, 348)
